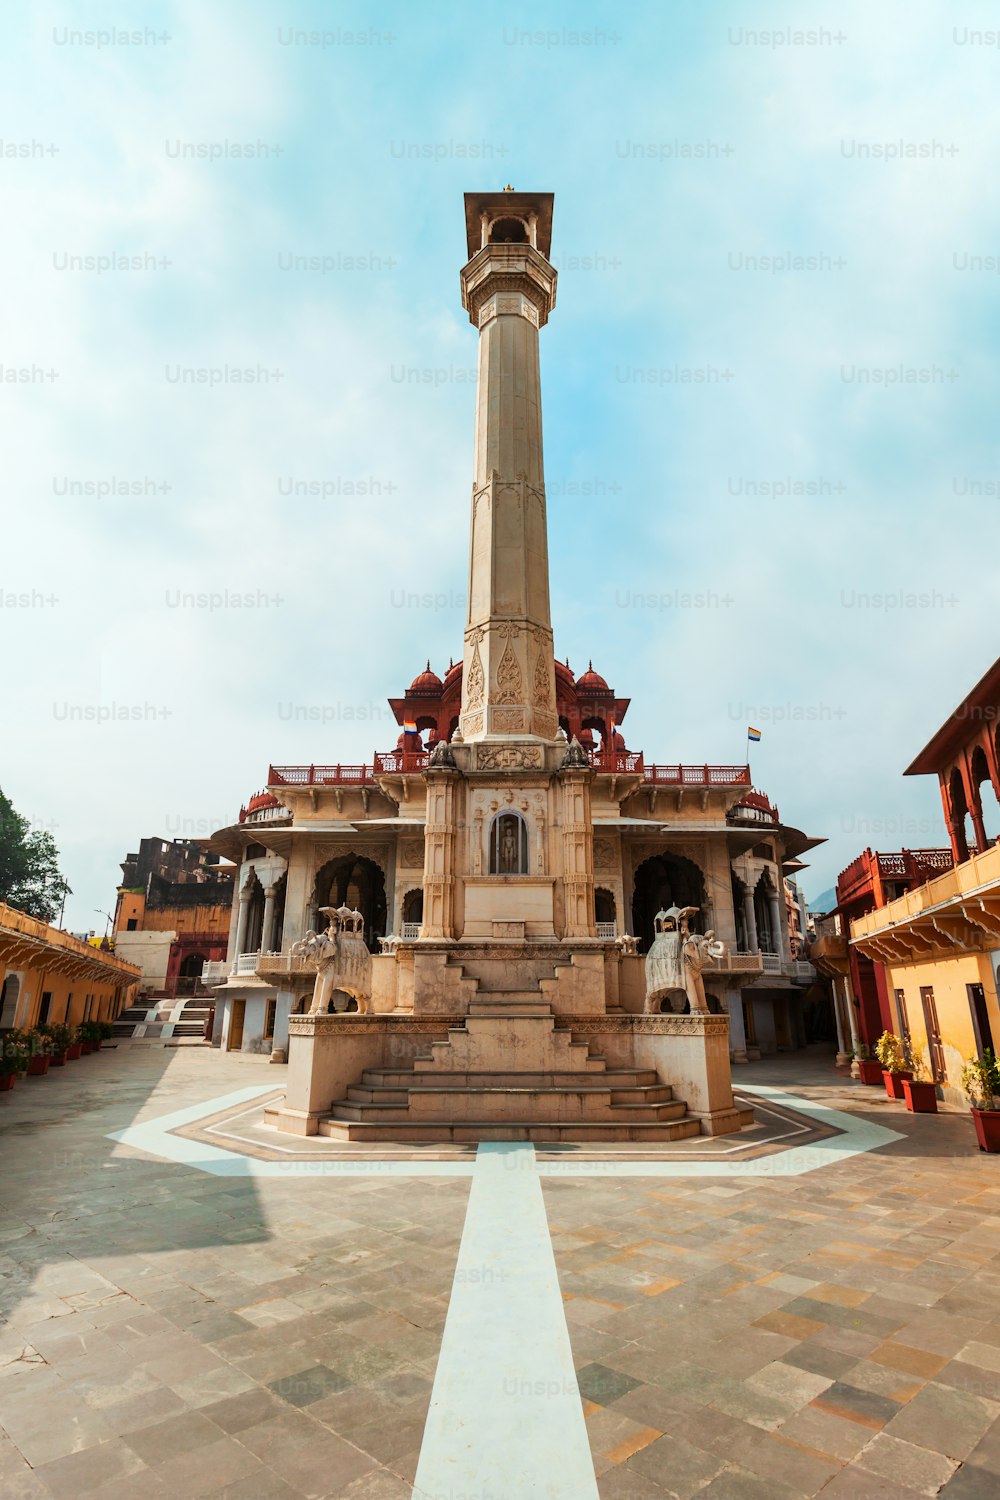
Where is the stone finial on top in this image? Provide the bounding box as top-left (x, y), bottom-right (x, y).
top-left (560, 735), bottom-right (589, 769)
top-left (428, 739), bottom-right (457, 768)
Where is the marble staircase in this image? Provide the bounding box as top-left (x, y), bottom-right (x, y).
top-left (318, 986), bottom-right (704, 1143)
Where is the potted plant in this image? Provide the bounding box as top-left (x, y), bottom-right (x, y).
top-left (22, 1029), bottom-right (51, 1077)
top-left (79, 1021), bottom-right (103, 1051)
top-left (875, 1031), bottom-right (913, 1099)
top-left (40, 1022), bottom-right (73, 1067)
top-left (853, 1043), bottom-right (884, 1086)
top-left (962, 1051), bottom-right (1000, 1152)
top-left (98, 1021), bottom-right (114, 1043)
top-left (901, 1049), bottom-right (938, 1113)
top-left (65, 1028), bottom-right (83, 1061)
top-left (0, 1033), bottom-right (28, 1091)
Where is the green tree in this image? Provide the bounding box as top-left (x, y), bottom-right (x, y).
top-left (0, 788), bottom-right (68, 923)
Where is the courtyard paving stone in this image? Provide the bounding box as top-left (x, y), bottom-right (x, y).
top-left (3, 1045), bottom-right (1000, 1495)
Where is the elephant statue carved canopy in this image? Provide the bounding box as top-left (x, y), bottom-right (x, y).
top-left (291, 905), bottom-right (372, 1015)
top-left (644, 905), bottom-right (725, 1016)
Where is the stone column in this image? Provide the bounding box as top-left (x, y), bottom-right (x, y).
top-left (832, 980), bottom-right (850, 1066)
top-left (726, 988), bottom-right (749, 1064)
top-left (421, 765), bottom-right (460, 939)
top-left (559, 766), bottom-right (596, 939)
top-left (742, 888), bottom-right (759, 952)
top-left (233, 887), bottom-right (252, 973)
top-left (841, 975), bottom-right (862, 1073)
top-left (458, 221), bottom-right (559, 742)
top-left (768, 887), bottom-right (785, 959)
top-left (261, 886), bottom-right (277, 955)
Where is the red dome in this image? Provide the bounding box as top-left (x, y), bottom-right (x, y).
top-left (554, 658), bottom-right (575, 684)
top-left (611, 731), bottom-right (626, 751)
top-left (408, 660), bottom-right (443, 694)
top-left (576, 660), bottom-right (610, 692)
top-left (443, 658), bottom-right (462, 686)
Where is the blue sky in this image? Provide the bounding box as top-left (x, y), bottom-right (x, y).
top-left (3, 0), bottom-right (999, 928)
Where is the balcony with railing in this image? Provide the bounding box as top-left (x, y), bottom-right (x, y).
top-left (642, 762), bottom-right (751, 786)
top-left (401, 922), bottom-right (421, 940)
top-left (268, 752), bottom-right (752, 789)
top-left (268, 751), bottom-right (430, 787)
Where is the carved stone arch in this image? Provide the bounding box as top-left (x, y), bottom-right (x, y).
top-left (311, 852), bottom-right (388, 953)
top-left (631, 850), bottom-right (706, 955)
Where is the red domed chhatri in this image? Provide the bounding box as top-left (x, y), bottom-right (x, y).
top-left (575, 661), bottom-right (611, 693)
top-left (408, 661), bottom-right (443, 695)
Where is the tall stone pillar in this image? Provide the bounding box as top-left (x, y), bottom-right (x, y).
top-left (458, 192), bottom-right (559, 743)
top-left (421, 762), bottom-right (461, 939)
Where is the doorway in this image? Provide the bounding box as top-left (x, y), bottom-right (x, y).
top-left (968, 983), bottom-right (996, 1059)
top-left (228, 1000), bottom-right (246, 1051)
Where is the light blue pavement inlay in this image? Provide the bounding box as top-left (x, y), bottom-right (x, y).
top-left (535, 1083), bottom-right (905, 1178)
top-left (412, 1142), bottom-right (599, 1500)
top-left (107, 1082), bottom-right (904, 1180)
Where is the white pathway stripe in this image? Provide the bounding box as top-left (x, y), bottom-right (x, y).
top-left (412, 1142), bottom-right (599, 1500)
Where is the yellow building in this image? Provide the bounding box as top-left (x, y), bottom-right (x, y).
top-left (0, 903), bottom-right (140, 1030)
top-left (851, 659), bottom-right (1000, 1106)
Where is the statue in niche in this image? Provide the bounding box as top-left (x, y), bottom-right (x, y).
top-left (500, 819), bottom-right (519, 873)
top-left (291, 906), bottom-right (372, 1015)
top-left (644, 905), bottom-right (724, 1015)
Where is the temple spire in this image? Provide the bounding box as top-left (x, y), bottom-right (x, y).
top-left (458, 190), bottom-right (558, 742)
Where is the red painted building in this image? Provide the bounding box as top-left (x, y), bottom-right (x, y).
top-left (835, 847), bottom-right (953, 1045)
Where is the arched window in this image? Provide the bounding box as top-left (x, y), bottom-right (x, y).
top-left (490, 812), bottom-right (528, 875)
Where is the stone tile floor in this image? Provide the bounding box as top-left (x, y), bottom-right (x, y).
top-left (1, 1042), bottom-right (999, 1498)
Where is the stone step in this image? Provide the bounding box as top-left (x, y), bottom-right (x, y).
top-left (467, 1003), bottom-right (553, 1017)
top-left (365, 1067), bottom-right (659, 1088)
top-left (347, 1079), bottom-right (675, 1106)
top-left (329, 1092), bottom-right (689, 1125)
top-left (318, 1117), bottom-right (704, 1143)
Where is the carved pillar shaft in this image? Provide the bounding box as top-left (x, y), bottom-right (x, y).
top-left (233, 890), bottom-right (251, 969)
top-left (421, 770), bottom-right (459, 939)
top-left (560, 769), bottom-right (595, 939)
top-left (261, 886), bottom-right (276, 955)
top-left (742, 890), bottom-right (758, 953)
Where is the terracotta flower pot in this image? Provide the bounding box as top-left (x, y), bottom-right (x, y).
top-left (971, 1107), bottom-right (1000, 1152)
top-left (883, 1069), bottom-right (913, 1100)
top-left (80, 1041), bottom-right (93, 1054)
top-left (66, 1043), bottom-right (82, 1060)
top-left (902, 1079), bottom-right (938, 1113)
top-left (857, 1060), bottom-right (884, 1085)
top-left (49, 1050), bottom-right (67, 1067)
top-left (26, 1055), bottom-right (50, 1077)
top-left (0, 1072), bottom-right (15, 1091)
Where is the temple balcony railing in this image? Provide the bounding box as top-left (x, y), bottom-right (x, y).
top-left (595, 921), bottom-right (617, 940)
top-left (642, 763), bottom-right (752, 786)
top-left (401, 922), bottom-right (421, 940)
top-left (255, 951), bottom-right (319, 983)
top-left (760, 952), bottom-right (783, 974)
top-left (268, 751), bottom-right (430, 786)
top-left (232, 951), bottom-right (262, 976)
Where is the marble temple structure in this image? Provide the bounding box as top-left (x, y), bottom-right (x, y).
top-left (205, 189), bottom-right (823, 1142)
